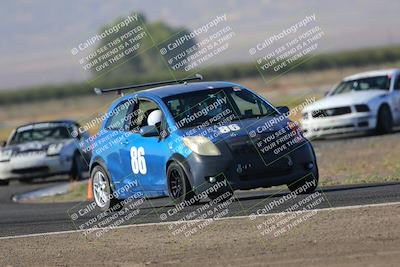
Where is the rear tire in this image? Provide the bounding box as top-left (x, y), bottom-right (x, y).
top-left (376, 105), bottom-right (393, 134)
top-left (167, 162), bottom-right (196, 204)
top-left (91, 165), bottom-right (123, 212)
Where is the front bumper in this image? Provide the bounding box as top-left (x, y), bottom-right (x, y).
top-left (183, 139), bottom-right (318, 194)
top-left (301, 112), bottom-right (376, 139)
top-left (0, 153), bottom-right (73, 180)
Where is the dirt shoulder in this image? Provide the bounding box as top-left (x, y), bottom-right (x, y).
top-left (314, 131), bottom-right (400, 185)
top-left (1, 203), bottom-right (400, 267)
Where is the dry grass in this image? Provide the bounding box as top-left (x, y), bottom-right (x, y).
top-left (314, 132), bottom-right (400, 185)
top-left (1, 63), bottom-right (397, 141)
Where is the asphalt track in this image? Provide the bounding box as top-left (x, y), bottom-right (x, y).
top-left (1, 131), bottom-right (400, 239)
top-left (1, 178), bottom-right (400, 238)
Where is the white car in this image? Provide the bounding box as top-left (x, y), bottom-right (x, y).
top-left (301, 69), bottom-right (400, 138)
top-left (0, 120), bottom-right (91, 186)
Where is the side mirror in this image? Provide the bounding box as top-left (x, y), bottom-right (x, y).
top-left (277, 106), bottom-right (290, 114)
top-left (140, 125), bottom-right (159, 137)
top-left (0, 140), bottom-right (6, 147)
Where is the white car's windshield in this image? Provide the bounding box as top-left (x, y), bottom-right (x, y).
top-left (9, 125), bottom-right (71, 145)
top-left (331, 75), bottom-right (391, 95)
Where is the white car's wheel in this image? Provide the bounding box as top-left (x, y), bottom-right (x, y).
top-left (376, 105), bottom-right (393, 134)
top-left (69, 152), bottom-right (84, 181)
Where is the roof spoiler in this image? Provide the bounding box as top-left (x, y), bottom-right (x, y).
top-left (94, 74), bottom-right (203, 95)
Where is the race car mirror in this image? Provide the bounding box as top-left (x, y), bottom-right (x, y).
top-left (0, 140), bottom-right (6, 147)
top-left (140, 125), bottom-right (159, 137)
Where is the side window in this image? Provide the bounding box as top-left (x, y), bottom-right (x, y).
top-left (130, 99), bottom-right (161, 131)
top-left (160, 116), bottom-right (170, 138)
top-left (165, 99), bottom-right (182, 119)
top-left (395, 75), bottom-right (400, 90)
top-left (105, 101), bottom-right (133, 131)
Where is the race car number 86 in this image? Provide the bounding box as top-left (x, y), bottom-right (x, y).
top-left (130, 146), bottom-right (147, 174)
top-left (218, 124), bottom-right (240, 133)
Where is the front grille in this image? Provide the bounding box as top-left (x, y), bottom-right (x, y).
top-left (238, 170), bottom-right (291, 180)
top-left (314, 124), bottom-right (354, 131)
top-left (238, 157), bottom-right (293, 180)
top-left (225, 135), bottom-right (295, 180)
top-left (229, 142), bottom-right (257, 154)
top-left (226, 136), bottom-right (260, 155)
top-left (13, 151), bottom-right (46, 158)
top-left (355, 104), bottom-right (370, 112)
top-left (311, 107), bottom-right (351, 118)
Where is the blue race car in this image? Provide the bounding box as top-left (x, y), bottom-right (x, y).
top-left (90, 75), bottom-right (318, 211)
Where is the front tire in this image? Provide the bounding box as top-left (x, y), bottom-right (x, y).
top-left (91, 165), bottom-right (123, 212)
top-left (167, 162), bottom-right (196, 204)
top-left (376, 105), bottom-right (393, 134)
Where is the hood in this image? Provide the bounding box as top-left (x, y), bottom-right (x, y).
top-left (303, 89), bottom-right (388, 112)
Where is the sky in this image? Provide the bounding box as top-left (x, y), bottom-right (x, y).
top-left (0, 0), bottom-right (399, 90)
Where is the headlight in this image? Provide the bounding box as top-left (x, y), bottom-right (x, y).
top-left (0, 150), bottom-right (12, 162)
top-left (47, 143), bottom-right (64, 156)
top-left (183, 136), bottom-right (221, 156)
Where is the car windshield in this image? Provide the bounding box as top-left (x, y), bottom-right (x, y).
top-left (331, 75), bottom-right (391, 95)
top-left (163, 87), bottom-right (278, 128)
top-left (9, 124), bottom-right (71, 145)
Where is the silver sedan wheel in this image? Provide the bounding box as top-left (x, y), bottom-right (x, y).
top-left (93, 170), bottom-right (110, 208)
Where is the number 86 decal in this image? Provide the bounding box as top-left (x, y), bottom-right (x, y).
top-left (218, 124), bottom-right (240, 133)
top-left (130, 146), bottom-right (147, 174)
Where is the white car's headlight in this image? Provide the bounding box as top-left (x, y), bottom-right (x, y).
top-left (47, 143), bottom-right (64, 156)
top-left (183, 136), bottom-right (221, 156)
top-left (0, 150), bottom-right (12, 162)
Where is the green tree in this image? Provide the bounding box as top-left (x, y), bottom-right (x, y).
top-left (92, 13), bottom-right (196, 82)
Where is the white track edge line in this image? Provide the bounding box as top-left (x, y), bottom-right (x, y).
top-left (1, 201), bottom-right (399, 240)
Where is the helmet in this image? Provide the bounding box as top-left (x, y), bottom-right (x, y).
top-left (147, 110), bottom-right (162, 126)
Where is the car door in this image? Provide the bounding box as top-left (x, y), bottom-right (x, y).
top-left (119, 98), bottom-right (171, 197)
top-left (101, 99), bottom-right (143, 196)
